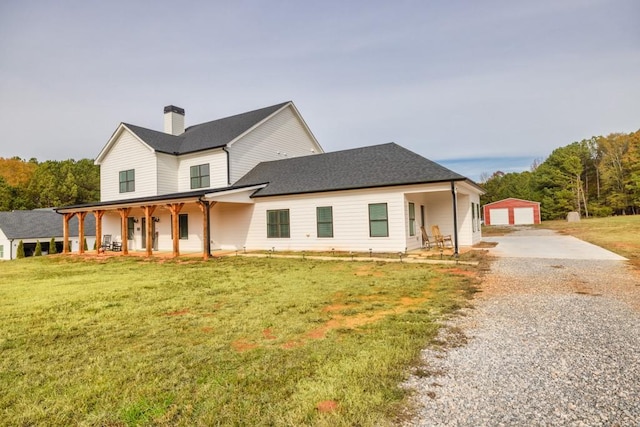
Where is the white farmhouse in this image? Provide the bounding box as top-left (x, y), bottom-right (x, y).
top-left (56, 102), bottom-right (483, 258)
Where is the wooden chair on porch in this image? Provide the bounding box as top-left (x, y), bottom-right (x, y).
top-left (420, 226), bottom-right (433, 249)
top-left (431, 225), bottom-right (453, 249)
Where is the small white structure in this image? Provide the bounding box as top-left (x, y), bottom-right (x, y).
top-left (56, 101), bottom-right (484, 257)
top-left (0, 209), bottom-right (96, 260)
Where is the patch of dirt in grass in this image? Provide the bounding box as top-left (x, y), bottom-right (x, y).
top-left (303, 292), bottom-right (433, 341)
top-left (231, 338), bottom-right (259, 352)
top-left (354, 265), bottom-right (385, 277)
top-left (165, 308), bottom-right (190, 316)
top-left (262, 328), bottom-right (277, 340)
top-left (322, 303), bottom-right (350, 313)
top-left (316, 400), bottom-right (339, 413)
top-left (282, 340), bottom-right (302, 349)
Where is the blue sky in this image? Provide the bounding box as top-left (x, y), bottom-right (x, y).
top-left (1, 0), bottom-right (638, 181)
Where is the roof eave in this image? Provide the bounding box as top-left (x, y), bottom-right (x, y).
top-left (250, 177), bottom-right (473, 198)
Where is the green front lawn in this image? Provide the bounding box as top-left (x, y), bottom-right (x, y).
top-left (0, 255), bottom-right (477, 426)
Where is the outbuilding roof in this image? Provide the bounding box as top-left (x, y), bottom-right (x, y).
top-left (483, 197), bottom-right (540, 207)
top-left (235, 142), bottom-right (471, 197)
top-left (0, 209), bottom-right (96, 239)
top-left (123, 102), bottom-right (290, 155)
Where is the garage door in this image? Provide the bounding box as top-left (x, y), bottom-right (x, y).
top-left (513, 207), bottom-right (534, 225)
top-left (490, 208), bottom-right (509, 225)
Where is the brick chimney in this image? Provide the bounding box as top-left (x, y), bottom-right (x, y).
top-left (163, 105), bottom-right (185, 135)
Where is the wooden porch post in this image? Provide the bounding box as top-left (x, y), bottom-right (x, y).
top-left (143, 205), bottom-right (157, 257)
top-left (197, 200), bottom-right (216, 260)
top-left (62, 213), bottom-right (74, 254)
top-left (118, 208), bottom-right (131, 255)
top-left (93, 210), bottom-right (105, 254)
top-left (77, 212), bottom-right (87, 254)
top-left (167, 203), bottom-right (184, 258)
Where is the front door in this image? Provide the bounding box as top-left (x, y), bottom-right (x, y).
top-left (141, 218), bottom-right (157, 250)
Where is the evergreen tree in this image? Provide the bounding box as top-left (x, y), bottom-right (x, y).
top-left (16, 240), bottom-right (25, 258)
top-left (34, 240), bottom-right (42, 256)
top-left (83, 237), bottom-right (88, 250)
top-left (49, 237), bottom-right (57, 254)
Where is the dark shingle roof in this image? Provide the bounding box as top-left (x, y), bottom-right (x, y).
top-left (124, 102), bottom-right (290, 155)
top-left (234, 142), bottom-right (468, 197)
top-left (0, 209), bottom-right (96, 239)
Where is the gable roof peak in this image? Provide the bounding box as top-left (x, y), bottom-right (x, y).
top-left (119, 101), bottom-right (293, 156)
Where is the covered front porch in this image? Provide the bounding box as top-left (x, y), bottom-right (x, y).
top-left (403, 180), bottom-right (483, 254)
top-left (55, 185), bottom-right (265, 260)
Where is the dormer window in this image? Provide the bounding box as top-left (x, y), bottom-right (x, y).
top-left (119, 169), bottom-right (135, 193)
top-left (190, 164), bottom-right (210, 189)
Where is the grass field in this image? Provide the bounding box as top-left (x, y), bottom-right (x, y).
top-left (0, 255), bottom-right (478, 426)
top-left (542, 215), bottom-right (640, 267)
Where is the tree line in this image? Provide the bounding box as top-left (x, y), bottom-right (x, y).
top-left (0, 158), bottom-right (99, 211)
top-left (480, 130), bottom-right (640, 220)
top-left (2, 129), bottom-right (639, 219)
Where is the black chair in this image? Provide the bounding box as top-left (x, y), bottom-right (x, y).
top-left (101, 235), bottom-right (112, 251)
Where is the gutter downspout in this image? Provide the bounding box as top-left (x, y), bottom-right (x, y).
top-left (222, 147), bottom-right (231, 186)
top-left (451, 181), bottom-right (459, 257)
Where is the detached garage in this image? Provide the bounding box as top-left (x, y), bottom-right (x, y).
top-left (483, 198), bottom-right (541, 226)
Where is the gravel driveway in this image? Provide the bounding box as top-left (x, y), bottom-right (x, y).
top-left (404, 228), bottom-right (640, 426)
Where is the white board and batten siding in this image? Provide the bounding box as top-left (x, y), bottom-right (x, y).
top-left (211, 202), bottom-right (255, 250)
top-left (241, 187), bottom-right (408, 252)
top-left (100, 129), bottom-right (158, 202)
top-left (177, 150), bottom-right (228, 192)
top-left (227, 105), bottom-right (323, 184)
top-left (156, 153), bottom-right (179, 195)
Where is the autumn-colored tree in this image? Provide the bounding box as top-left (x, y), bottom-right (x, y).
top-left (0, 157), bottom-right (37, 187)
